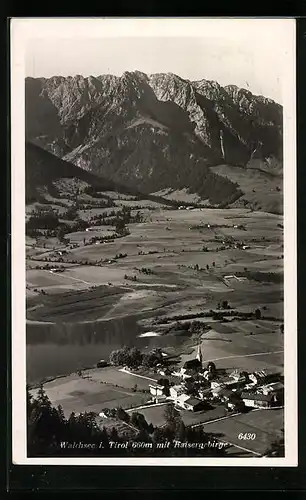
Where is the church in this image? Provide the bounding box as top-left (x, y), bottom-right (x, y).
top-left (183, 344), bottom-right (203, 371)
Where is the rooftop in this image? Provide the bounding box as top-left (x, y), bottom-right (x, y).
top-left (149, 383), bottom-right (164, 390)
top-left (241, 392), bottom-right (273, 402)
top-left (171, 385), bottom-right (185, 394)
top-left (261, 382), bottom-right (284, 390)
top-left (185, 397), bottom-right (202, 406)
top-left (251, 370), bottom-right (268, 378)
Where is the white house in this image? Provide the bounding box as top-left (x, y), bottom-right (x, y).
top-left (173, 394), bottom-right (203, 411)
top-left (174, 393), bottom-right (190, 407)
top-left (170, 385), bottom-right (185, 400)
top-left (149, 384), bottom-right (164, 398)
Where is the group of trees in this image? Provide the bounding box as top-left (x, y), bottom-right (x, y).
top-left (26, 211), bottom-right (61, 234)
top-left (138, 267), bottom-right (155, 275)
top-left (61, 206), bottom-right (78, 221)
top-left (83, 186), bottom-right (115, 204)
top-left (114, 253), bottom-right (127, 260)
top-left (109, 346), bottom-right (163, 369)
top-left (157, 307), bottom-right (273, 325)
top-left (162, 320), bottom-right (209, 337)
top-left (217, 300), bottom-right (231, 310)
top-left (124, 274), bottom-right (138, 282)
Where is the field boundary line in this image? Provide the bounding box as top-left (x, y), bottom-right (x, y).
top-left (219, 438), bottom-right (263, 457)
top-left (126, 402), bottom-right (169, 413)
top-left (190, 408), bottom-right (263, 429)
top-left (191, 411), bottom-right (244, 428)
top-left (203, 350), bottom-right (284, 363)
top-left (119, 367), bottom-right (157, 382)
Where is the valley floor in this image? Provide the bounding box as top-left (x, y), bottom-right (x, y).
top-left (26, 203), bottom-right (284, 458)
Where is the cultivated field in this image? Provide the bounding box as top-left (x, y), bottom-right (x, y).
top-left (30, 367), bottom-right (150, 418)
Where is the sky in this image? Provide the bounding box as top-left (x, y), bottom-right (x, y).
top-left (22, 19), bottom-right (295, 104)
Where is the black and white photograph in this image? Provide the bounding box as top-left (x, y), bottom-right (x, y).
top-left (11, 18), bottom-right (297, 465)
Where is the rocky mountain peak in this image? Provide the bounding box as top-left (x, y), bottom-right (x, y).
top-left (25, 70), bottom-right (283, 212)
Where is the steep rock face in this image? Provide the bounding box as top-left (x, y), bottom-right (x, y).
top-left (148, 73), bottom-right (219, 151)
top-left (25, 70), bottom-right (282, 207)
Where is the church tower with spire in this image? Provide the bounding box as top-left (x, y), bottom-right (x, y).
top-left (196, 344), bottom-right (203, 366)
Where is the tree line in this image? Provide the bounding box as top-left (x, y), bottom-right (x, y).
top-left (109, 346), bottom-right (164, 369)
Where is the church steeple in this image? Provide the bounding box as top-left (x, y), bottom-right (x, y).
top-left (196, 344), bottom-right (203, 365)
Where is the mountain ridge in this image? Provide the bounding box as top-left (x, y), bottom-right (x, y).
top-left (25, 70), bottom-right (283, 212)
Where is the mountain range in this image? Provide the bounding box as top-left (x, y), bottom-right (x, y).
top-left (25, 70), bottom-right (283, 212)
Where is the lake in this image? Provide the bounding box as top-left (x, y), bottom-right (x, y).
top-left (26, 315), bottom-right (190, 384)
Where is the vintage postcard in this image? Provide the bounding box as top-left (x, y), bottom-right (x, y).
top-left (11, 18), bottom-right (297, 466)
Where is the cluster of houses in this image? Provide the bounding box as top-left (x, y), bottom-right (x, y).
top-left (148, 346), bottom-right (284, 413)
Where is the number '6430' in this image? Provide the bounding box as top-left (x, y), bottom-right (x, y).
top-left (238, 433), bottom-right (256, 440)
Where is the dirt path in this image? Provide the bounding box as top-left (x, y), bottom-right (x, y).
top-left (119, 368), bottom-right (157, 382)
top-left (203, 349), bottom-right (284, 363)
top-left (43, 269), bottom-right (93, 286)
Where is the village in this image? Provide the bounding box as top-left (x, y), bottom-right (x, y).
top-left (144, 345), bottom-right (284, 413)
top-left (94, 343), bottom-right (284, 449)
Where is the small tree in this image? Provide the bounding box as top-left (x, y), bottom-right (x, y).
top-left (101, 426), bottom-right (110, 448)
top-left (177, 421), bottom-right (187, 441)
top-left (128, 347), bottom-right (143, 368)
top-left (264, 432), bottom-right (284, 457)
top-left (207, 361), bottom-right (216, 373)
top-left (57, 405), bottom-right (65, 423)
top-left (255, 308), bottom-right (261, 319)
top-left (116, 407), bottom-right (130, 423)
top-left (36, 384), bottom-right (51, 409)
top-left (131, 412), bottom-right (149, 432)
top-left (110, 427), bottom-right (119, 441)
top-left (115, 219), bottom-right (126, 233)
top-left (164, 404), bottom-right (182, 435)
